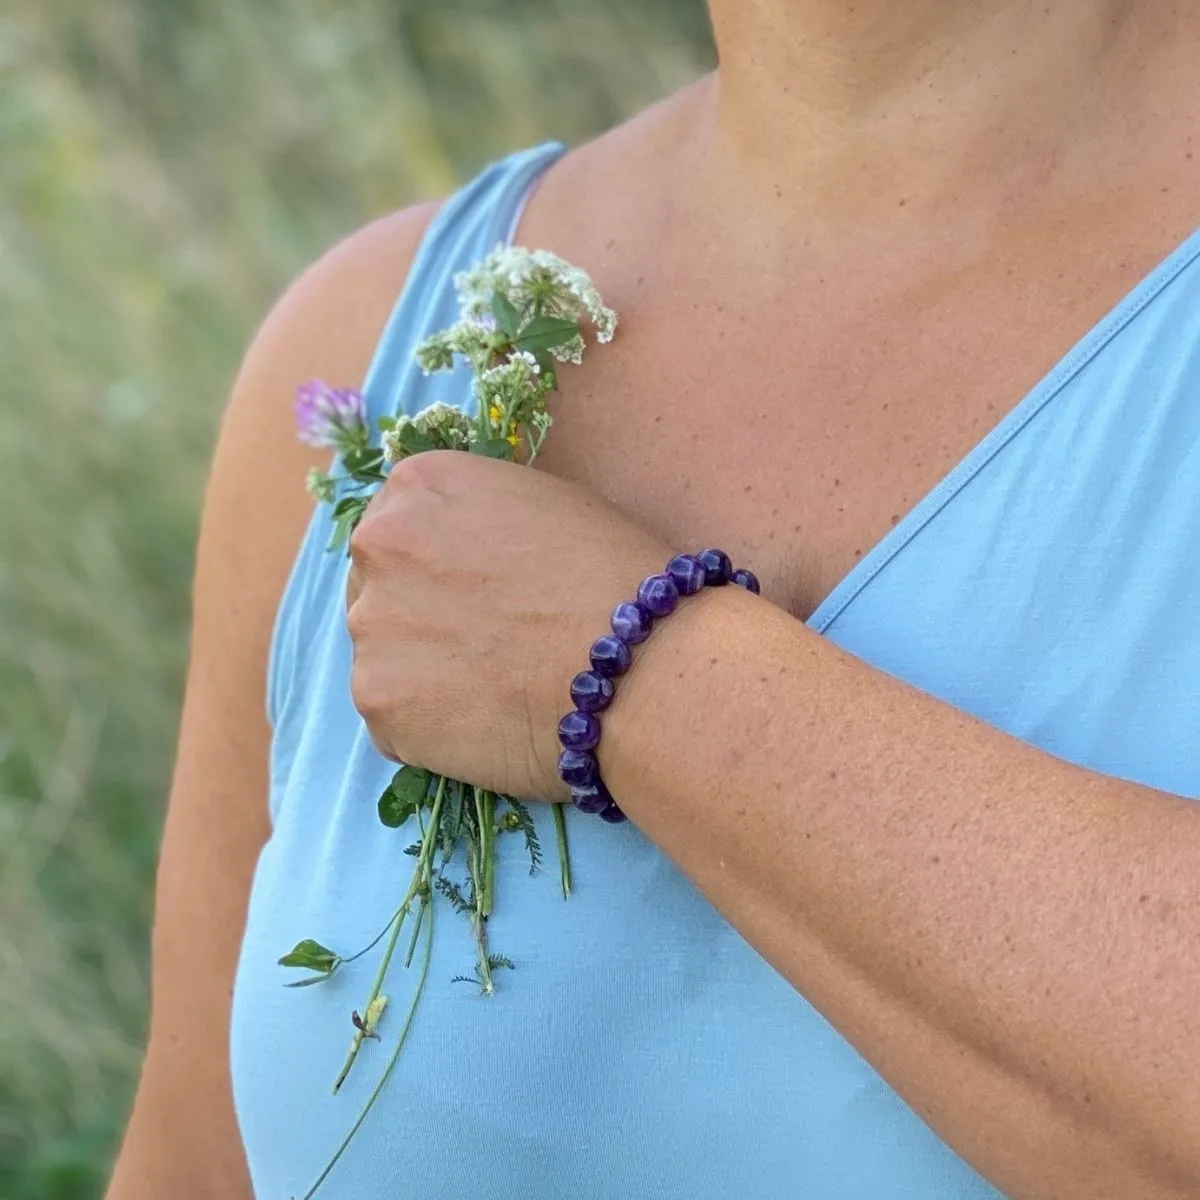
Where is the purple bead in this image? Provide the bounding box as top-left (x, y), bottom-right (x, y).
top-left (731, 567), bottom-right (761, 594)
top-left (570, 780), bottom-right (613, 815)
top-left (666, 553), bottom-right (706, 596)
top-left (557, 748), bottom-right (598, 788)
top-left (597, 801), bottom-right (628, 824)
top-left (589, 634), bottom-right (632, 677)
top-left (570, 670), bottom-right (614, 714)
top-left (636, 573), bottom-right (680, 617)
top-left (611, 600), bottom-right (653, 645)
top-left (697, 548), bottom-right (733, 586)
top-left (558, 709), bottom-right (600, 752)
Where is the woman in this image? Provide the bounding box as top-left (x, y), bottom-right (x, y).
top-left (107, 2), bottom-right (1200, 1197)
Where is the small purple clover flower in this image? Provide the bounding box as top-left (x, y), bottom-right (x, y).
top-left (294, 379), bottom-right (369, 451)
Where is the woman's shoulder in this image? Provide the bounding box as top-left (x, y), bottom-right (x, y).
top-left (247, 73), bottom-right (705, 426)
top-left (221, 196), bottom-right (444, 602)
top-left (194, 197), bottom-right (447, 771)
top-left (238, 198), bottom-right (445, 439)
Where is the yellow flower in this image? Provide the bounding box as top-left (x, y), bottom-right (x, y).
top-left (506, 432), bottom-right (520, 447)
top-left (488, 404), bottom-right (503, 424)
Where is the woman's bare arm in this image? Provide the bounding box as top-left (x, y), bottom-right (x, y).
top-left (105, 200), bottom-right (437, 1199)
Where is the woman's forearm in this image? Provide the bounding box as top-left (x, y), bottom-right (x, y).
top-left (602, 584), bottom-right (1200, 1198)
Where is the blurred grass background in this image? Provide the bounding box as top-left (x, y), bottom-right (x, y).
top-left (0, 3), bottom-right (712, 1194)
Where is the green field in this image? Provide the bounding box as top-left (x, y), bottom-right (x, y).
top-left (0, 4), bottom-right (710, 1193)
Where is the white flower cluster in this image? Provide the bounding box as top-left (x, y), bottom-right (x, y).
top-left (478, 348), bottom-right (543, 404)
top-left (305, 466), bottom-right (337, 503)
top-left (402, 245), bottom-right (615, 465)
top-left (381, 401), bottom-right (475, 463)
top-left (475, 349), bottom-right (554, 453)
top-left (414, 321), bottom-right (495, 376)
top-left (454, 244), bottom-right (617, 362)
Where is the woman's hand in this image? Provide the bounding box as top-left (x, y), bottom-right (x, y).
top-left (346, 450), bottom-right (672, 799)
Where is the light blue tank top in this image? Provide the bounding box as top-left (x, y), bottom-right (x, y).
top-left (231, 142), bottom-right (1200, 1199)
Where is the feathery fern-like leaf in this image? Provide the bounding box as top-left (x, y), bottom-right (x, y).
top-left (505, 797), bottom-right (543, 875)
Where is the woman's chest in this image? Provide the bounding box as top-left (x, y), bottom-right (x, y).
top-left (534, 283), bottom-right (1114, 619)
top-left (529, 188), bottom-right (1196, 620)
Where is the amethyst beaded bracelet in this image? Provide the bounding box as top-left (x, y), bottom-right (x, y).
top-left (556, 549), bottom-right (760, 823)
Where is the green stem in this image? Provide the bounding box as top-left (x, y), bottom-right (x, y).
top-left (402, 887), bottom-right (427, 969)
top-left (330, 891), bottom-right (411, 1095)
top-left (472, 344), bottom-right (498, 440)
top-left (472, 904), bottom-right (494, 994)
top-left (339, 903), bottom-right (406, 966)
top-left (299, 893), bottom-right (435, 1200)
top-left (552, 803), bottom-right (572, 899)
top-left (480, 790), bottom-right (496, 917)
top-left (331, 776), bottom-right (447, 1094)
top-left (525, 427), bottom-right (546, 466)
top-left (466, 790), bottom-right (495, 995)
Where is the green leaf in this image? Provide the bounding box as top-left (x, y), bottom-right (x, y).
top-left (341, 447), bottom-right (384, 476)
top-left (278, 938), bottom-right (340, 974)
top-left (393, 765), bottom-right (434, 805)
top-left (378, 766), bottom-right (433, 827)
top-left (513, 315), bottom-right (580, 353)
top-left (377, 415), bottom-right (396, 431)
top-left (377, 789), bottom-right (415, 828)
top-left (397, 423), bottom-right (436, 454)
top-left (434, 874), bottom-right (470, 914)
top-left (327, 503), bottom-right (363, 552)
top-left (471, 438), bottom-right (515, 461)
top-left (356, 471), bottom-right (387, 486)
top-left (490, 290), bottom-right (521, 338)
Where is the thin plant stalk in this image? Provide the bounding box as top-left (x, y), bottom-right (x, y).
top-left (552, 803), bottom-right (572, 898)
top-left (332, 775), bottom-right (447, 1093)
top-left (299, 895), bottom-right (435, 1200)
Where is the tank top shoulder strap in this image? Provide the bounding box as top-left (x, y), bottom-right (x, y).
top-left (361, 141), bottom-right (566, 426)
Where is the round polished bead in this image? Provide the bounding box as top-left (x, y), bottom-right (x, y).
top-left (597, 801), bottom-right (628, 824)
top-left (697, 547), bottom-right (733, 586)
top-left (570, 780), bottom-right (613, 815)
top-left (557, 748), bottom-right (598, 788)
top-left (611, 600), bottom-right (653, 645)
top-left (589, 634), bottom-right (632, 677)
top-left (570, 670), bottom-right (614, 714)
top-left (636, 573), bottom-right (680, 617)
top-left (558, 709), bottom-right (600, 752)
top-left (666, 553), bottom-right (706, 596)
top-left (731, 567), bottom-right (761, 594)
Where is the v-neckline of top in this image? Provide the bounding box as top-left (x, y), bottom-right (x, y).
top-left (804, 224), bottom-right (1200, 634)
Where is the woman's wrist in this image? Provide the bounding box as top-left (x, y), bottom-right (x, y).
top-left (554, 551), bottom-right (762, 820)
top-left (593, 576), bottom-right (767, 813)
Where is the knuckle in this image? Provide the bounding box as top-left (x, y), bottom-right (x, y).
top-left (349, 666), bottom-right (406, 765)
top-left (345, 596), bottom-right (370, 644)
top-left (352, 459), bottom-right (439, 566)
top-left (386, 449), bottom-right (434, 492)
top-left (391, 446), bottom-right (463, 494)
top-left (349, 656), bottom-right (383, 722)
top-left (348, 504), bottom-right (384, 564)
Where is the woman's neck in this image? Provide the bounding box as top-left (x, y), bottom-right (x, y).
top-left (704, 0), bottom-right (1184, 218)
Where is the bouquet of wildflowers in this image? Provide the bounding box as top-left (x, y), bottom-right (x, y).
top-left (279, 247), bottom-right (616, 1198)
